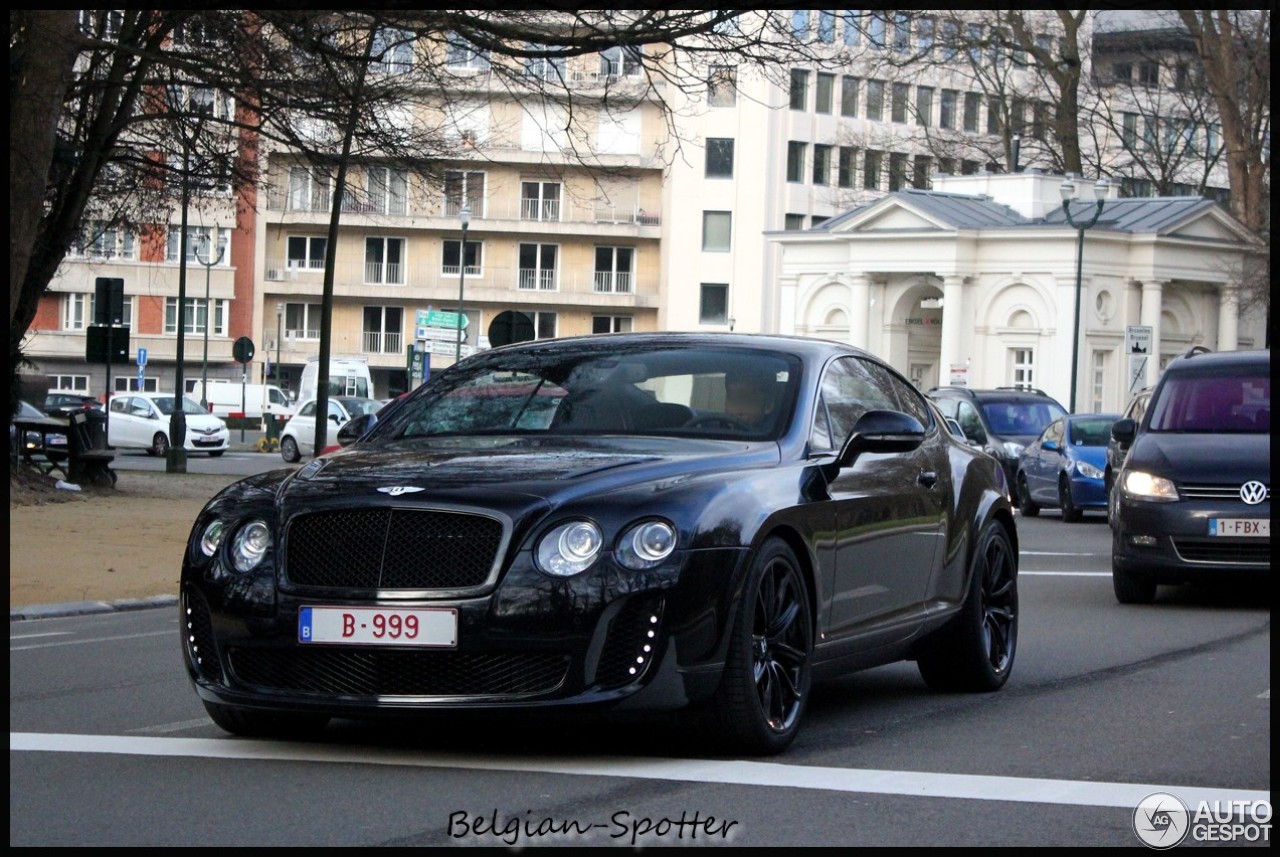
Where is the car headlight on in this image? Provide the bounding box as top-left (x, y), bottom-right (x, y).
top-left (1075, 460), bottom-right (1104, 480)
top-left (199, 520), bottom-right (226, 557)
top-left (1121, 470), bottom-right (1179, 502)
top-left (1001, 441), bottom-right (1025, 459)
top-left (617, 520), bottom-right (678, 570)
top-left (536, 520), bottom-right (603, 577)
top-left (230, 519), bottom-right (272, 572)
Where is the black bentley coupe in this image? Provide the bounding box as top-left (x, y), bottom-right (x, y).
top-left (181, 333), bottom-right (1018, 754)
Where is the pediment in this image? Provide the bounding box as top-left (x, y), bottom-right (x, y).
top-left (1166, 208), bottom-right (1255, 243)
top-left (828, 199), bottom-right (950, 233)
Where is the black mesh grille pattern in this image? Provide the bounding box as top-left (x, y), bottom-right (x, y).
top-left (1172, 538), bottom-right (1271, 564)
top-left (285, 508), bottom-right (504, 590)
top-left (183, 588), bottom-right (222, 682)
top-left (227, 648), bottom-right (569, 697)
top-left (596, 595), bottom-right (664, 689)
top-left (1180, 482), bottom-right (1270, 501)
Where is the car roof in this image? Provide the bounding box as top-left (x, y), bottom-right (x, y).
top-left (928, 386), bottom-right (1061, 403)
top-left (1162, 348), bottom-right (1270, 374)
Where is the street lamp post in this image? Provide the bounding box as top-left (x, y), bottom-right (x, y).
top-left (195, 226), bottom-right (225, 410)
top-left (1059, 176), bottom-right (1110, 414)
top-left (276, 302), bottom-right (284, 391)
top-left (455, 205), bottom-right (471, 363)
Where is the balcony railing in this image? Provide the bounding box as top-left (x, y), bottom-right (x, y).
top-left (520, 198), bottom-right (561, 221)
top-left (593, 271), bottom-right (633, 294)
top-left (365, 262), bottom-right (404, 285)
top-left (362, 330), bottom-right (403, 354)
top-left (518, 268), bottom-right (557, 290)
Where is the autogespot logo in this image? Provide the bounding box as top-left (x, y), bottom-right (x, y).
top-left (1134, 792), bottom-right (1190, 849)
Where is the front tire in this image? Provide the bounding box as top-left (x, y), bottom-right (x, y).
top-left (1016, 473), bottom-right (1040, 517)
top-left (1059, 477), bottom-right (1083, 523)
top-left (917, 521), bottom-right (1018, 692)
top-left (202, 700), bottom-right (329, 738)
top-left (1112, 528), bottom-right (1157, 604)
top-left (150, 432), bottom-right (170, 458)
top-left (709, 538), bottom-right (813, 755)
top-left (280, 435), bottom-right (301, 463)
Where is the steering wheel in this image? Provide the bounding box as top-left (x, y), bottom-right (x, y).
top-left (685, 413), bottom-right (753, 432)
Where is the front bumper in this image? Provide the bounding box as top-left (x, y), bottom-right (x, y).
top-left (1112, 497), bottom-right (1270, 583)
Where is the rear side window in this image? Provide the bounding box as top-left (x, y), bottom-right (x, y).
top-left (1148, 370), bottom-right (1270, 433)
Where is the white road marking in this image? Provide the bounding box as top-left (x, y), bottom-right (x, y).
top-left (9, 732), bottom-right (1269, 810)
top-left (9, 631), bottom-right (73, 641)
top-left (10, 630), bottom-right (172, 652)
top-left (1018, 571), bottom-right (1111, 577)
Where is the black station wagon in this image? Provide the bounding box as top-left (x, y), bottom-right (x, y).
top-left (181, 333), bottom-right (1019, 754)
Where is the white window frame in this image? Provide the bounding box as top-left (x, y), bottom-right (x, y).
top-left (442, 239), bottom-right (483, 277)
top-left (593, 246), bottom-right (634, 293)
top-left (364, 236), bottom-right (406, 285)
top-left (288, 166), bottom-right (332, 213)
top-left (518, 242), bottom-right (559, 291)
top-left (362, 305), bottom-right (403, 354)
top-left (1010, 348), bottom-right (1035, 388)
top-left (284, 302), bottom-right (322, 341)
top-left (371, 28), bottom-right (414, 75)
top-left (443, 170), bottom-right (485, 218)
top-left (74, 220), bottom-right (137, 260)
top-left (521, 180), bottom-right (562, 221)
top-left (51, 374), bottom-right (91, 393)
top-left (165, 297), bottom-right (227, 337)
top-left (63, 294), bottom-right (92, 331)
top-left (592, 315), bottom-right (633, 334)
top-left (446, 32), bottom-right (490, 71)
top-left (287, 235), bottom-right (328, 269)
top-left (167, 226), bottom-right (230, 265)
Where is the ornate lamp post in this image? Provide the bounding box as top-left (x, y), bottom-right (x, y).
top-left (455, 205), bottom-right (471, 363)
top-left (1059, 176), bottom-right (1110, 413)
top-left (195, 226), bottom-right (225, 410)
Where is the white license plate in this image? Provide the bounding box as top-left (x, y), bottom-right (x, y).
top-left (299, 606), bottom-right (457, 646)
top-left (1208, 518), bottom-right (1269, 538)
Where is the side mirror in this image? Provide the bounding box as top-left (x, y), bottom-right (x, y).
top-left (1111, 418), bottom-right (1137, 446)
top-left (337, 413), bottom-right (377, 447)
top-left (329, 413), bottom-right (342, 424)
top-left (834, 409), bottom-right (925, 470)
top-left (1041, 439), bottom-right (1060, 452)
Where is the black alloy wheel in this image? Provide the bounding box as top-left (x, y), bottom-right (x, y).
top-left (1016, 473), bottom-right (1040, 517)
top-left (1059, 476), bottom-right (1083, 523)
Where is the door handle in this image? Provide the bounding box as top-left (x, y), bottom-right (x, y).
top-left (917, 471), bottom-right (938, 489)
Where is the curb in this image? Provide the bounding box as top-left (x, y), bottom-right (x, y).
top-left (10, 594), bottom-right (177, 621)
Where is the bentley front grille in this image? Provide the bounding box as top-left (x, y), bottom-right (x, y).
top-left (285, 508), bottom-right (504, 590)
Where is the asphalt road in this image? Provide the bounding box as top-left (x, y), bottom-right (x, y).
top-left (10, 511), bottom-right (1271, 846)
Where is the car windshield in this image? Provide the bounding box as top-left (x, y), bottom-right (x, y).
top-left (336, 398), bottom-right (381, 418)
top-left (981, 400), bottom-right (1066, 436)
top-left (1067, 416), bottom-right (1118, 446)
top-left (374, 346), bottom-right (800, 441)
top-left (1147, 371), bottom-right (1270, 433)
top-left (152, 396), bottom-right (210, 416)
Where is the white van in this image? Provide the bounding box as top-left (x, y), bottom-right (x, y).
top-left (298, 357), bottom-right (373, 402)
top-left (191, 380), bottom-right (294, 419)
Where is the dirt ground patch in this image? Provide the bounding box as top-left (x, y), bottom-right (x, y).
top-left (10, 467), bottom-right (242, 609)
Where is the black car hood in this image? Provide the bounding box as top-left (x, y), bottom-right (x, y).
top-left (278, 435), bottom-right (781, 507)
top-left (1128, 431), bottom-right (1271, 484)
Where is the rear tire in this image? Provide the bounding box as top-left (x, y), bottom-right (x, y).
top-left (1059, 477), bottom-right (1083, 523)
top-left (280, 435), bottom-right (300, 463)
top-left (917, 521), bottom-right (1018, 693)
top-left (150, 432), bottom-right (170, 458)
top-left (1016, 473), bottom-right (1040, 517)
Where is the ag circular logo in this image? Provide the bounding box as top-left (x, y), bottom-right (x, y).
top-left (1239, 480), bottom-right (1267, 505)
top-left (1134, 792), bottom-right (1190, 849)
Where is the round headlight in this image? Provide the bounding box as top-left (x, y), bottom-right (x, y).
top-left (231, 519), bottom-right (272, 573)
top-left (199, 520), bottom-right (225, 557)
top-left (536, 520), bottom-right (603, 577)
top-left (617, 520), bottom-right (677, 570)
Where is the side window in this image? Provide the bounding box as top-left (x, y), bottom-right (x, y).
top-left (956, 401), bottom-right (987, 443)
top-left (811, 391), bottom-right (834, 451)
top-left (110, 398), bottom-right (128, 415)
top-left (820, 357), bottom-right (899, 443)
top-left (932, 395), bottom-right (957, 419)
top-left (887, 373), bottom-right (933, 428)
top-left (300, 402), bottom-right (316, 418)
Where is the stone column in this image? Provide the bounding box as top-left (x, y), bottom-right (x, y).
top-left (939, 274), bottom-right (966, 383)
top-left (1140, 280), bottom-right (1164, 385)
top-left (1217, 285), bottom-right (1239, 351)
top-left (847, 273), bottom-right (870, 349)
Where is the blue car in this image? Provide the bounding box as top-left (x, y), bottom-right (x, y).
top-left (1016, 413), bottom-right (1120, 522)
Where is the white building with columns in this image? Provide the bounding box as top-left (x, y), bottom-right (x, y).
top-left (770, 171), bottom-right (1263, 413)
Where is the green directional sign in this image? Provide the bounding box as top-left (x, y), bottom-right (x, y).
top-left (421, 309), bottom-right (467, 330)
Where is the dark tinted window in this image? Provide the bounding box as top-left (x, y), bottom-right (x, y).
top-left (980, 399), bottom-right (1066, 436)
top-left (1148, 370), bottom-right (1269, 433)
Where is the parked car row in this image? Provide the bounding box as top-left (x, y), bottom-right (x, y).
top-left (106, 392), bottom-right (229, 457)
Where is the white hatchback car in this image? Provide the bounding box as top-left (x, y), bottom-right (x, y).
top-left (107, 393), bottom-right (230, 457)
top-left (279, 396), bottom-right (381, 462)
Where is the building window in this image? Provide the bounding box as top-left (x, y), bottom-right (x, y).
top-left (893, 12), bottom-right (911, 52)
top-left (815, 72), bottom-right (835, 114)
top-left (1010, 348), bottom-right (1035, 387)
top-left (938, 156), bottom-right (956, 176)
top-left (282, 302), bottom-right (321, 341)
top-left (599, 45), bottom-right (643, 78)
top-left (592, 315), bottom-right (633, 334)
top-left (167, 226), bottom-right (229, 265)
top-left (891, 83), bottom-right (909, 123)
top-left (364, 237), bottom-right (405, 285)
top-left (532, 312), bottom-right (557, 340)
top-left (700, 283), bottom-right (728, 325)
top-left (287, 235), bottom-right (327, 269)
top-left (1091, 351), bottom-right (1109, 413)
top-left (1112, 63), bottom-right (1132, 84)
top-left (786, 141), bottom-right (807, 183)
top-left (442, 239), bottom-right (482, 276)
top-left (51, 374), bottom-right (91, 393)
top-left (345, 167), bottom-right (407, 215)
top-left (916, 87), bottom-right (933, 126)
top-left (1138, 61), bottom-right (1159, 87)
top-left (913, 156), bottom-right (931, 189)
top-left (362, 306), bottom-right (403, 354)
top-left (701, 211), bottom-right (732, 252)
top-left (840, 76), bottom-right (859, 117)
top-left (842, 11), bottom-right (860, 45)
top-left (810, 215), bottom-right (829, 228)
top-left (705, 138), bottom-right (735, 178)
top-left (594, 246), bottom-right (634, 293)
top-left (521, 180), bottom-right (561, 221)
top-left (63, 294), bottom-right (92, 331)
top-left (967, 23), bottom-right (983, 63)
top-left (863, 151), bottom-right (882, 190)
top-left (940, 89), bottom-right (957, 129)
top-left (165, 297), bottom-right (226, 337)
top-left (888, 152), bottom-right (909, 191)
top-left (446, 32), bottom-right (490, 70)
top-left (371, 28), bottom-right (414, 74)
top-left (813, 144), bottom-right (832, 185)
top-left (791, 10), bottom-right (810, 39)
top-left (518, 243), bottom-right (558, 291)
top-left (837, 147), bottom-right (858, 188)
top-left (523, 43), bottom-right (566, 80)
top-left (784, 214), bottom-right (806, 231)
top-left (817, 10), bottom-right (836, 43)
top-left (941, 19), bottom-right (959, 61)
top-left (963, 92), bottom-right (980, 132)
top-left (73, 220), bottom-right (136, 260)
top-left (708, 65), bottom-right (737, 107)
top-left (789, 69), bottom-right (809, 111)
top-left (866, 80), bottom-right (884, 121)
top-left (918, 16), bottom-right (935, 54)
top-left (961, 159), bottom-right (980, 175)
top-left (986, 96), bottom-right (1002, 135)
top-left (1122, 112), bottom-right (1138, 149)
top-left (443, 170), bottom-right (485, 217)
top-left (868, 12), bottom-right (886, 47)
top-left (1031, 101), bottom-right (1050, 141)
top-left (288, 166), bottom-right (331, 212)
